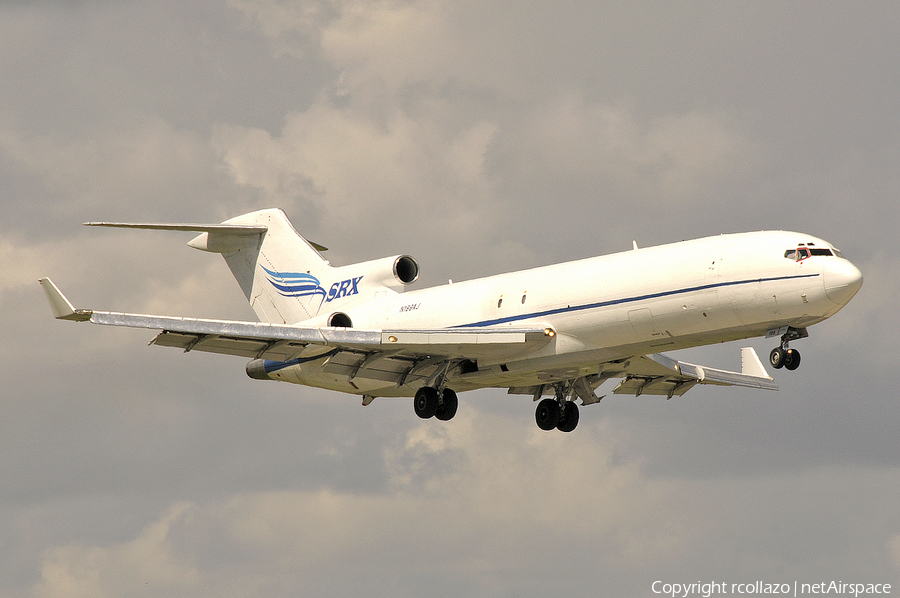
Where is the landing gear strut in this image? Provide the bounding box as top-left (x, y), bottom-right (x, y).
top-left (769, 327), bottom-right (806, 371)
top-left (535, 384), bottom-right (580, 432)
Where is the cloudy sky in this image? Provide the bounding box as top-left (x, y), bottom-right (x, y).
top-left (2, 1), bottom-right (898, 596)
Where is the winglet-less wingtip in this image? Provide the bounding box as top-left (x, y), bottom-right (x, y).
top-left (38, 278), bottom-right (93, 321)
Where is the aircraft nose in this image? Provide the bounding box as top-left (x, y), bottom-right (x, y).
top-left (824, 258), bottom-right (863, 305)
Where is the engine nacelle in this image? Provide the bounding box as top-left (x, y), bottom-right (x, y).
top-left (341, 254), bottom-right (419, 290)
top-left (293, 254), bottom-right (421, 326)
top-left (246, 358), bottom-right (271, 380)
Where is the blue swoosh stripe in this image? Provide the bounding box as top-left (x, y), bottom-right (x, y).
top-left (262, 266), bottom-right (327, 299)
top-left (269, 281), bottom-right (324, 293)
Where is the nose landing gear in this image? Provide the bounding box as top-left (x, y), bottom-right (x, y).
top-left (769, 326), bottom-right (807, 371)
top-left (769, 346), bottom-right (801, 370)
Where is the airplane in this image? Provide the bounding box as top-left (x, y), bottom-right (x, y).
top-left (40, 208), bottom-right (863, 432)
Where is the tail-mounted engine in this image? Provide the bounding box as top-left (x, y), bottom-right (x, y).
top-left (354, 254), bottom-right (419, 289)
top-left (298, 254), bottom-right (420, 326)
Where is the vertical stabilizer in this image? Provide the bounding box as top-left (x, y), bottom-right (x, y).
top-left (189, 209), bottom-right (332, 324)
top-left (86, 208), bottom-right (415, 326)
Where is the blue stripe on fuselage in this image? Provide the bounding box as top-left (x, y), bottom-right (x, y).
top-left (455, 273), bottom-right (820, 328)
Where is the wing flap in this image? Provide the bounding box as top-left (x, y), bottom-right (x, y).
top-left (380, 328), bottom-right (553, 359)
top-left (150, 331), bottom-right (310, 361)
top-left (152, 332), bottom-right (266, 359)
top-left (321, 351), bottom-right (422, 385)
top-left (612, 377), bottom-right (699, 397)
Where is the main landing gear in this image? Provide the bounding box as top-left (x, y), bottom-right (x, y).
top-left (413, 386), bottom-right (458, 421)
top-left (413, 383), bottom-right (582, 432)
top-left (769, 327), bottom-right (807, 371)
top-left (535, 384), bottom-right (580, 433)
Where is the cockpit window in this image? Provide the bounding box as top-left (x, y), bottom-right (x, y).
top-left (784, 246), bottom-right (834, 261)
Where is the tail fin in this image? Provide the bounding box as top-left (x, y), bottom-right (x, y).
top-left (86, 208), bottom-right (418, 326)
top-left (187, 208), bottom-right (333, 324)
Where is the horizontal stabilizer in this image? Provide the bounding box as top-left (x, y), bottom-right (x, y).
top-left (84, 220), bottom-right (329, 253)
top-left (85, 222), bottom-right (271, 253)
top-left (84, 222), bottom-right (268, 234)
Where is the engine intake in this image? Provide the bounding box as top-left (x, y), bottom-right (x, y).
top-left (394, 255), bottom-right (419, 284)
top-left (328, 312), bottom-right (352, 327)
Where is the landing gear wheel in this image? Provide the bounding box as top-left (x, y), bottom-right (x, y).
top-left (414, 387), bottom-right (439, 419)
top-left (435, 388), bottom-right (459, 421)
top-left (769, 347), bottom-right (786, 369)
top-left (784, 349), bottom-right (801, 371)
top-left (535, 398), bottom-right (561, 431)
top-left (556, 401), bottom-right (580, 433)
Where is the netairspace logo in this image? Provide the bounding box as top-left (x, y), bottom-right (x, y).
top-left (650, 580), bottom-right (892, 598)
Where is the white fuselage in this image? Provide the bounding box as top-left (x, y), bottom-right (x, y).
top-left (287, 230), bottom-right (862, 395)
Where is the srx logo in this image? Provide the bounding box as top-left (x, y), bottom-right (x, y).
top-left (326, 276), bottom-right (363, 302)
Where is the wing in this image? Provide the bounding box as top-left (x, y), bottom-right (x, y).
top-left (40, 278), bottom-right (771, 399)
top-left (39, 277), bottom-right (553, 366)
top-left (147, 323), bottom-right (552, 361)
top-left (604, 348), bottom-right (777, 397)
top-left (508, 347), bottom-right (776, 404)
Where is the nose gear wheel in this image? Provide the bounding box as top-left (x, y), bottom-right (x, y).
top-left (770, 328), bottom-right (805, 371)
